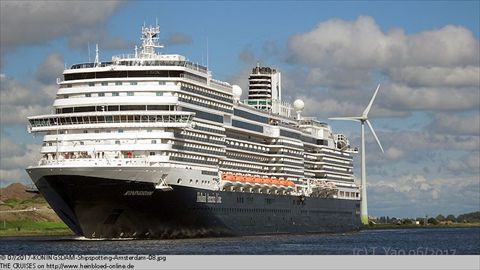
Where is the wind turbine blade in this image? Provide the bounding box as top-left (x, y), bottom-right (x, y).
top-left (328, 117), bottom-right (362, 122)
top-left (366, 120), bottom-right (384, 153)
top-left (362, 84), bottom-right (380, 117)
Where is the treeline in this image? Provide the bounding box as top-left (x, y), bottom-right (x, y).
top-left (374, 211), bottom-right (480, 225)
top-left (456, 211), bottom-right (480, 223)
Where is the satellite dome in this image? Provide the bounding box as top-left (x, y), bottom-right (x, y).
top-left (232, 85), bottom-right (242, 100)
top-left (293, 99), bottom-right (305, 112)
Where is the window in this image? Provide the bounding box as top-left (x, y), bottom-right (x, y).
top-left (63, 95), bottom-right (69, 99)
top-left (85, 93), bottom-right (91, 97)
top-left (151, 140), bottom-right (157, 144)
top-left (127, 92), bottom-right (134, 96)
top-left (101, 82), bottom-right (108, 86)
top-left (99, 93), bottom-right (105, 97)
top-left (118, 129), bottom-right (123, 133)
top-left (158, 81), bottom-right (165, 85)
top-left (130, 82), bottom-right (137, 85)
top-left (115, 140), bottom-right (120, 145)
top-left (112, 92), bottom-right (119, 96)
top-left (150, 152), bottom-right (155, 156)
top-left (88, 82), bottom-right (95, 87)
top-left (115, 82), bottom-right (122, 85)
top-left (156, 92), bottom-right (163, 96)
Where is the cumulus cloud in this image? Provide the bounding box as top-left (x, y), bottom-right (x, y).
top-left (68, 28), bottom-right (135, 51)
top-left (387, 66), bottom-right (480, 88)
top-left (0, 54), bottom-right (59, 124)
top-left (0, 1), bottom-right (125, 50)
top-left (381, 130), bottom-right (480, 153)
top-left (446, 153), bottom-right (480, 174)
top-left (288, 16), bottom-right (479, 69)
top-left (369, 174), bottom-right (480, 216)
top-left (286, 16), bottom-right (480, 115)
top-left (0, 137), bottom-right (41, 185)
top-left (429, 112), bottom-right (480, 136)
top-left (384, 147), bottom-right (405, 160)
top-left (36, 53), bottom-right (65, 84)
top-left (239, 47), bottom-right (256, 63)
top-left (165, 32), bottom-right (193, 46)
top-left (383, 83), bottom-right (480, 111)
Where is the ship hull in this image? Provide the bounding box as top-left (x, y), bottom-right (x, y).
top-left (32, 174), bottom-right (361, 239)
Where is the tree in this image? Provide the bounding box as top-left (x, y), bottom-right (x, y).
top-left (446, 215), bottom-right (456, 222)
top-left (427, 218), bottom-right (439, 225)
top-left (402, 219), bottom-right (413, 225)
top-left (436, 214), bottom-right (446, 221)
top-left (457, 211), bottom-right (480, 223)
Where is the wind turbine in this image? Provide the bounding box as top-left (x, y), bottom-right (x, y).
top-left (329, 84), bottom-right (384, 225)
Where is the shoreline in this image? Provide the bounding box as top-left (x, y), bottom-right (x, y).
top-left (362, 223), bottom-right (480, 230)
top-left (1, 223), bottom-right (479, 238)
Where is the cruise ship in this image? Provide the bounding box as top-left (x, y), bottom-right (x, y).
top-left (26, 25), bottom-right (361, 238)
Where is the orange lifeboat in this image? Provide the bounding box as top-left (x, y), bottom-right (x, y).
top-left (271, 179), bottom-right (279, 185)
top-left (254, 177), bottom-right (262, 184)
top-left (286, 181), bottom-right (295, 187)
top-left (234, 174), bottom-right (243, 182)
top-left (264, 178), bottom-right (272, 185)
top-left (222, 174), bottom-right (228, 181)
top-left (245, 176), bottom-right (254, 184)
top-left (279, 180), bottom-right (286, 186)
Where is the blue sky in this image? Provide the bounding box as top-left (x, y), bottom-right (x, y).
top-left (1, 1), bottom-right (479, 218)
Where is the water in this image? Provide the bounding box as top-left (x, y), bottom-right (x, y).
top-left (1, 227), bottom-right (479, 255)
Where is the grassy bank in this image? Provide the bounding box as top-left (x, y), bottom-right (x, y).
top-left (362, 223), bottom-right (480, 230)
top-left (0, 219), bottom-right (73, 237)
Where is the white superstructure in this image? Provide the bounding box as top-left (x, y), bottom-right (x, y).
top-left (27, 24), bottom-right (360, 201)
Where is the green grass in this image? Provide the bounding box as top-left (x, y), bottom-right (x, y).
top-left (0, 219), bottom-right (73, 237)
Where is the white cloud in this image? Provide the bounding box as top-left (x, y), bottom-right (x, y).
top-left (36, 53), bottom-right (65, 84)
top-left (369, 174), bottom-right (480, 217)
top-left (0, 137), bottom-right (41, 185)
top-left (286, 16), bottom-right (480, 115)
top-left (0, 55), bottom-right (58, 124)
top-left (388, 66), bottom-right (480, 88)
top-left (165, 32), bottom-right (193, 46)
top-left (0, 1), bottom-right (124, 49)
top-left (429, 112), bottom-right (480, 136)
top-left (384, 83), bottom-right (480, 111)
top-left (447, 153), bottom-right (480, 174)
top-left (288, 16), bottom-right (479, 69)
top-left (385, 147), bottom-right (405, 160)
top-left (68, 28), bottom-right (135, 51)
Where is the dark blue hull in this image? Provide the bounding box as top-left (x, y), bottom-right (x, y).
top-left (34, 175), bottom-right (361, 238)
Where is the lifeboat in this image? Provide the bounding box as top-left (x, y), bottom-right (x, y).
top-left (234, 174), bottom-right (243, 182)
top-left (279, 180), bottom-right (286, 186)
top-left (271, 179), bottom-right (280, 185)
top-left (254, 177), bottom-right (262, 184)
top-left (286, 181), bottom-right (295, 187)
top-left (264, 179), bottom-right (272, 185)
top-left (245, 176), bottom-right (254, 184)
top-left (222, 174), bottom-right (235, 181)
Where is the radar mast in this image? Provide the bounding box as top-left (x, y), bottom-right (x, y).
top-left (141, 23), bottom-right (164, 58)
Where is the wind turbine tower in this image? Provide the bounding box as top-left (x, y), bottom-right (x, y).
top-left (329, 84), bottom-right (384, 225)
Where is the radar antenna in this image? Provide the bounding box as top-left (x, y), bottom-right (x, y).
top-left (141, 23), bottom-right (164, 58)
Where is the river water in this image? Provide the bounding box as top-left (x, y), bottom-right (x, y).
top-left (1, 227), bottom-right (479, 255)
